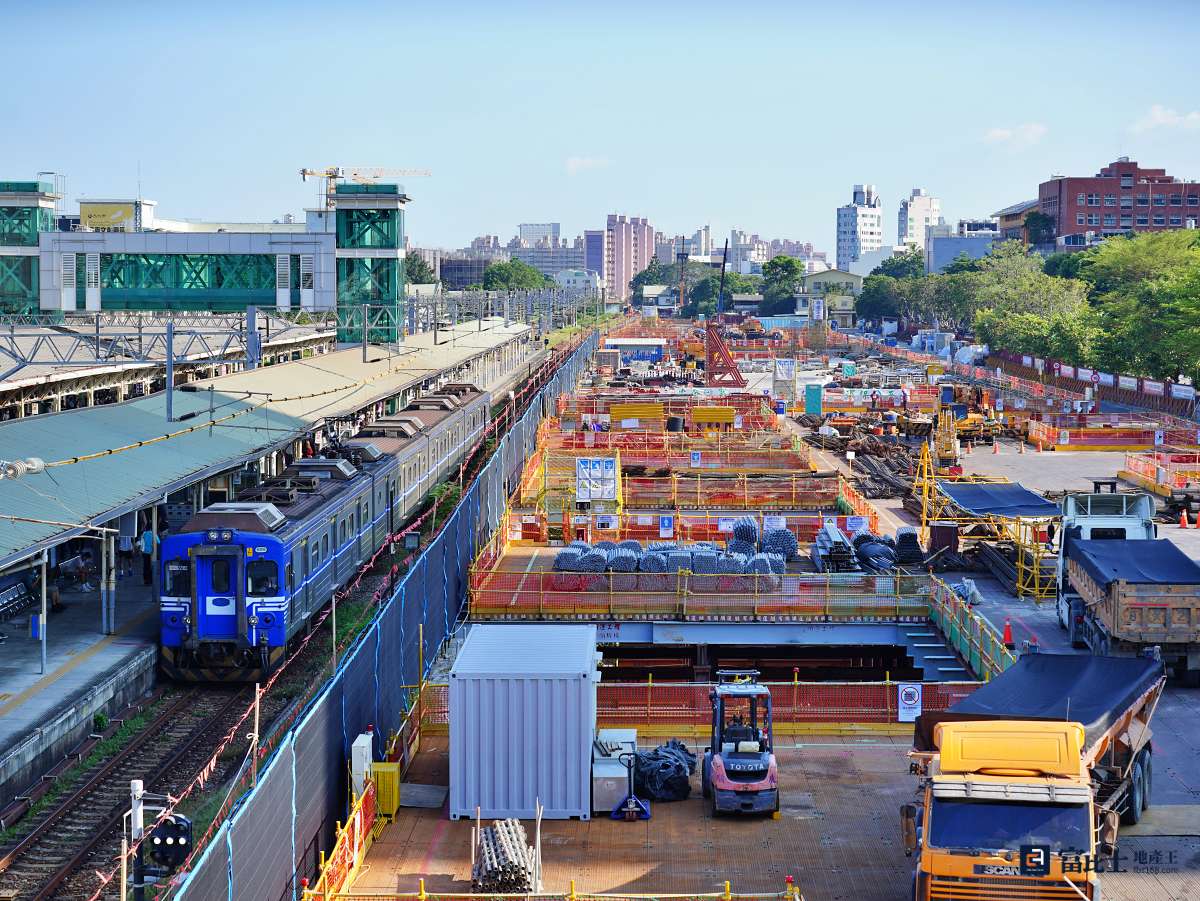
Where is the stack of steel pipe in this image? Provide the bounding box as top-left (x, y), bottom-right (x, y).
top-left (472, 818), bottom-right (535, 893)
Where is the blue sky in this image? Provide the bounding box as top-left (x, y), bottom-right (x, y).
top-left (4, 0), bottom-right (1199, 254)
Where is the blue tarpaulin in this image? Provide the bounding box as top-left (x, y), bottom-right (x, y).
top-left (937, 482), bottom-right (1060, 518)
top-left (1067, 538), bottom-right (1200, 588)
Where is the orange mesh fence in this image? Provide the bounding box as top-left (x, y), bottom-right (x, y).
top-left (621, 474), bottom-right (839, 510)
top-left (469, 569), bottom-right (931, 621)
top-left (1122, 449), bottom-right (1200, 491)
top-left (417, 681), bottom-right (979, 731)
top-left (1028, 414), bottom-right (1200, 450)
top-left (837, 478), bottom-right (880, 533)
top-left (310, 780), bottom-right (378, 897)
top-left (558, 392), bottom-right (776, 422)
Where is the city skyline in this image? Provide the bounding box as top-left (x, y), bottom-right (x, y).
top-left (3, 1), bottom-right (1199, 254)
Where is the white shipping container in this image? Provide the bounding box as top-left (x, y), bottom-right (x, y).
top-left (449, 625), bottom-right (599, 820)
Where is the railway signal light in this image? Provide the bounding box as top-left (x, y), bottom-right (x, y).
top-left (147, 813), bottom-right (192, 871)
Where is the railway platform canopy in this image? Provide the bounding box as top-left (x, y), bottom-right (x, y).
top-left (0, 318), bottom-right (531, 571)
top-left (0, 318), bottom-right (533, 812)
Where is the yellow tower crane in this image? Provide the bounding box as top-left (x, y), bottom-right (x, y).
top-left (299, 166), bottom-right (433, 210)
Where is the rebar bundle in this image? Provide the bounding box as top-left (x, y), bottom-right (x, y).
top-left (472, 818), bottom-right (535, 893)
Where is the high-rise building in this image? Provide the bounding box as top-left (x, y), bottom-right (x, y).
top-left (836, 184), bottom-right (883, 271)
top-left (897, 188), bottom-right (942, 249)
top-left (517, 223), bottom-right (560, 245)
top-left (604, 214), bottom-right (655, 301)
top-left (1038, 157), bottom-right (1200, 248)
top-left (509, 236), bottom-right (586, 277)
top-left (691, 225), bottom-right (712, 257)
top-left (584, 229), bottom-right (608, 278)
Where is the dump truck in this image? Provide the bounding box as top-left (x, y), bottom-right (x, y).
top-left (1056, 492), bottom-right (1200, 683)
top-left (903, 654), bottom-right (1165, 900)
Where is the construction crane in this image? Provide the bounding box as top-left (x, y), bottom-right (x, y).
top-left (299, 166), bottom-right (432, 210)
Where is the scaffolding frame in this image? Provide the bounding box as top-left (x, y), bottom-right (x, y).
top-left (915, 444), bottom-right (1057, 599)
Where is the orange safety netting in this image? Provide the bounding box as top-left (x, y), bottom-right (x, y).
top-left (1122, 448), bottom-right (1200, 491)
top-left (1028, 412), bottom-right (1200, 450)
top-left (468, 568), bottom-right (931, 622)
top-left (619, 474), bottom-right (839, 510)
top-left (416, 681), bottom-right (979, 730)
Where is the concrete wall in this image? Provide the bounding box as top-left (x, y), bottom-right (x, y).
top-left (0, 647), bottom-right (156, 809)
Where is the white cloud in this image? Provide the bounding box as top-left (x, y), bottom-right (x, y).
top-left (565, 156), bottom-right (610, 176)
top-left (983, 122), bottom-right (1048, 150)
top-left (1131, 103), bottom-right (1200, 133)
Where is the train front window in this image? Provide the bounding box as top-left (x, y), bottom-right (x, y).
top-left (210, 558), bottom-right (232, 593)
top-left (164, 560), bottom-right (191, 597)
top-left (247, 560), bottom-right (280, 596)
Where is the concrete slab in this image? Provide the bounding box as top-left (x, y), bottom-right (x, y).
top-left (0, 579), bottom-right (157, 806)
top-left (356, 737), bottom-right (1200, 901)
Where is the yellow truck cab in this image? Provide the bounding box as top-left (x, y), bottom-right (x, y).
top-left (903, 654), bottom-right (1164, 901)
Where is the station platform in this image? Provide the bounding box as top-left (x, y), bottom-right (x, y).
top-left (0, 579), bottom-right (157, 807)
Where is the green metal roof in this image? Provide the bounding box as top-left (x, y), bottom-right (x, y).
top-left (0, 320), bottom-right (530, 568)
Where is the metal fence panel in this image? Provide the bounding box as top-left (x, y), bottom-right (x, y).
top-left (291, 690), bottom-right (342, 879)
top-left (229, 748), bottom-right (295, 901)
top-left (176, 821), bottom-right (230, 901)
top-left (341, 626), bottom-right (379, 757)
top-left (173, 332), bottom-right (596, 898)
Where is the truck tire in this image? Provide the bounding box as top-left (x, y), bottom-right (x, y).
top-left (1121, 760), bottom-right (1144, 826)
top-left (1140, 750), bottom-right (1152, 811)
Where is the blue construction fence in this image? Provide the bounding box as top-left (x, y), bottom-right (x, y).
top-left (176, 333), bottom-right (598, 901)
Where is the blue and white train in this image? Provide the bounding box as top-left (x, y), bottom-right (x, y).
top-left (159, 383), bottom-right (491, 681)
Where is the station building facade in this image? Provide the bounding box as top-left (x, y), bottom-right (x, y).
top-left (1, 179), bottom-right (408, 339)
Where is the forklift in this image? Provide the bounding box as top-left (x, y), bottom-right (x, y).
top-left (701, 670), bottom-right (779, 816)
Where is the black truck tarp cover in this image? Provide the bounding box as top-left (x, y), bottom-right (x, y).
top-left (913, 654), bottom-right (1163, 753)
top-left (937, 482), bottom-right (1061, 518)
top-left (1066, 538), bottom-right (1200, 589)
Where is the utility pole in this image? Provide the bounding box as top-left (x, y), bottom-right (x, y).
top-left (39, 550), bottom-right (47, 674)
top-left (131, 779), bottom-right (145, 901)
top-left (165, 320), bottom-right (174, 422)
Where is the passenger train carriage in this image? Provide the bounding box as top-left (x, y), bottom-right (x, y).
top-left (159, 384), bottom-right (490, 680)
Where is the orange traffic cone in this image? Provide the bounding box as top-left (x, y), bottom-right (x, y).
top-left (992, 440), bottom-right (999, 455)
top-left (1036, 440), bottom-right (1043, 453)
top-left (1002, 617), bottom-right (1014, 649)
top-left (1181, 509), bottom-right (1190, 529)
top-left (1019, 441), bottom-right (1025, 455)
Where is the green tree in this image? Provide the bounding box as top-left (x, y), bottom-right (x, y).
top-left (1081, 232), bottom-right (1200, 379)
top-left (1024, 210), bottom-right (1056, 245)
top-left (1155, 261), bottom-right (1200, 383)
top-left (856, 274), bottom-right (903, 320)
top-left (630, 257), bottom-right (668, 301)
top-left (942, 252), bottom-right (982, 274)
top-left (404, 253), bottom-right (436, 284)
top-left (685, 271), bottom-right (762, 316)
top-left (1042, 251), bottom-right (1088, 280)
top-left (760, 255), bottom-right (805, 315)
top-left (870, 247), bottom-right (925, 279)
top-left (1077, 230), bottom-right (1200, 295)
top-left (971, 241), bottom-right (1088, 317)
top-left (482, 259), bottom-right (552, 291)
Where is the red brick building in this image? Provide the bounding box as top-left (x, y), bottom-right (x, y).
top-left (1038, 157), bottom-right (1200, 246)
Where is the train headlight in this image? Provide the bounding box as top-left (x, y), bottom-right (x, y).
top-left (206, 531), bottom-right (219, 542)
top-left (262, 614), bottom-right (274, 625)
top-left (220, 530), bottom-right (233, 542)
top-left (248, 615), bottom-right (259, 626)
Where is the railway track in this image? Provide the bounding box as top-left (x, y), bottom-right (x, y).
top-left (0, 686), bottom-right (250, 901)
